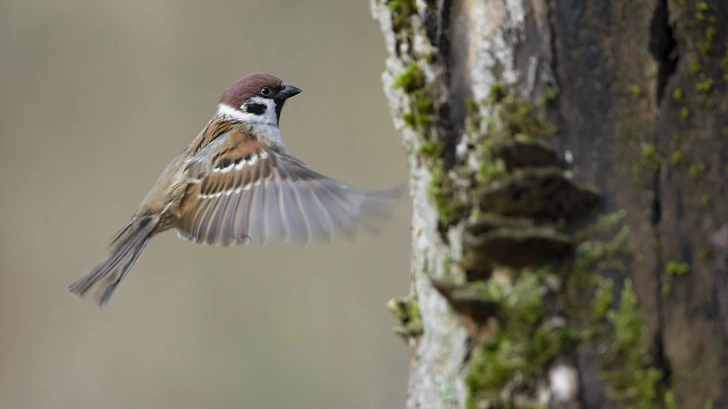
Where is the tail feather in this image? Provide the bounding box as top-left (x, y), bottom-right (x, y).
top-left (68, 216), bottom-right (156, 307)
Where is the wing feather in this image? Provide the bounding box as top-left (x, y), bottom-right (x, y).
top-left (246, 181), bottom-right (265, 244)
top-left (278, 178), bottom-right (310, 244)
top-left (262, 176), bottom-right (284, 243)
top-left (232, 188), bottom-right (252, 245)
top-left (176, 134), bottom-right (403, 246)
top-left (289, 178), bottom-right (333, 243)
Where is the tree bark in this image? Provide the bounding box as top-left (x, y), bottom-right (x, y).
top-left (371, 1), bottom-right (728, 408)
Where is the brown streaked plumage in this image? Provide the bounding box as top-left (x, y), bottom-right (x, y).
top-left (67, 73), bottom-right (405, 307)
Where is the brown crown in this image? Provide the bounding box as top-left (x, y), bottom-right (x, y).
top-left (219, 73), bottom-right (285, 108)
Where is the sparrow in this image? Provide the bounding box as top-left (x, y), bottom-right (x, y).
top-left (68, 72), bottom-right (404, 307)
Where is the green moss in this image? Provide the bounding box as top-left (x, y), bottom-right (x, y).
top-left (530, 322), bottom-right (577, 359)
top-left (489, 81), bottom-right (506, 102)
top-left (393, 61), bottom-right (425, 92)
top-left (392, 62), bottom-right (434, 131)
top-left (466, 98), bottom-right (479, 114)
top-left (670, 151), bottom-right (685, 165)
top-left (705, 26), bottom-right (717, 42)
top-left (498, 93), bottom-right (558, 137)
top-left (680, 107), bottom-right (689, 120)
top-left (606, 281), bottom-right (641, 349)
top-left (700, 194), bottom-right (710, 206)
top-left (602, 280), bottom-right (670, 409)
top-left (689, 163), bottom-right (706, 178)
top-left (672, 88), bottom-right (683, 101)
top-left (467, 332), bottom-right (528, 394)
top-left (469, 279), bottom-right (504, 300)
top-left (402, 90), bottom-right (433, 129)
top-left (572, 230), bottom-right (629, 280)
top-left (697, 41), bottom-right (711, 53)
top-left (688, 60), bottom-right (703, 76)
top-left (640, 143), bottom-right (661, 170)
top-left (401, 113), bottom-right (416, 127)
top-left (696, 13), bottom-right (716, 51)
top-left (414, 94), bottom-right (433, 121)
top-left (505, 274), bottom-right (545, 333)
top-left (592, 276), bottom-right (614, 320)
top-left (428, 159), bottom-right (458, 226)
top-left (666, 261), bottom-right (690, 276)
top-left (695, 77), bottom-right (714, 92)
top-left (706, 98), bottom-right (715, 109)
top-left (543, 86), bottom-right (559, 101)
top-left (574, 209), bottom-right (627, 243)
top-left (467, 273), bottom-right (573, 407)
top-left (419, 141), bottom-right (442, 157)
top-left (387, 296), bottom-right (423, 338)
top-left (566, 213), bottom-right (676, 409)
top-left (387, 0), bottom-right (415, 31)
top-left (628, 85), bottom-right (642, 97)
top-left (478, 159), bottom-right (508, 185)
top-left (661, 283), bottom-right (672, 296)
top-left (697, 1), bottom-right (708, 11)
top-left (474, 84), bottom-right (558, 146)
top-left (476, 138), bottom-right (508, 184)
top-left (699, 248), bottom-right (712, 259)
top-left (722, 127), bottom-right (728, 137)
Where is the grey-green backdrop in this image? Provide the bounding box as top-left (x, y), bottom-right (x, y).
top-left (0, 1), bottom-right (411, 408)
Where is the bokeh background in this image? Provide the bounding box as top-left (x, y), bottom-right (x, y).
top-left (0, 1), bottom-right (411, 408)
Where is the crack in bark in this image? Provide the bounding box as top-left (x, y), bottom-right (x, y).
top-left (649, 0), bottom-right (678, 104)
top-left (546, 0), bottom-right (559, 96)
top-left (431, 0), bottom-right (460, 171)
top-left (648, 0), bottom-right (678, 394)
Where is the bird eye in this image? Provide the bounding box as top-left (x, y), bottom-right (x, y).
top-left (260, 87), bottom-right (272, 97)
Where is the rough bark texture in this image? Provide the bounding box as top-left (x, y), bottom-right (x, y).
top-left (372, 1), bottom-right (728, 409)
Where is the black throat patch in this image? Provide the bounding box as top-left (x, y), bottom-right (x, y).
top-left (274, 100), bottom-right (285, 125)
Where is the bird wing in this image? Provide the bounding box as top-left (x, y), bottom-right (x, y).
top-left (176, 133), bottom-right (403, 246)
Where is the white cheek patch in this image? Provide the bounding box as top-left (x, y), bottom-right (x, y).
top-left (242, 97), bottom-right (278, 124)
top-left (215, 103), bottom-right (284, 148)
top-left (216, 104), bottom-right (247, 121)
top-left (217, 99), bottom-right (278, 124)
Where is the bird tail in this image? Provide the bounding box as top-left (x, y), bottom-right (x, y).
top-left (67, 215), bottom-right (157, 308)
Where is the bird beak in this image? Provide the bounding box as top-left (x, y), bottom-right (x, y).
top-left (278, 84), bottom-right (302, 100)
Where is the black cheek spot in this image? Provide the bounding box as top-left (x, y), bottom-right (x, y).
top-left (246, 103), bottom-right (267, 115)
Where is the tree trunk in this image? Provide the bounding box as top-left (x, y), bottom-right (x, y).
top-left (370, 1), bottom-right (728, 408)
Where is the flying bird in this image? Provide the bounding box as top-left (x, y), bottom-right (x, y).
top-left (68, 73), bottom-right (404, 307)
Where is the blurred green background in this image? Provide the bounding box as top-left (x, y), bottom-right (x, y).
top-left (0, 0), bottom-right (411, 408)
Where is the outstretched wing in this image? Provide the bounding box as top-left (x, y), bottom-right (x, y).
top-left (176, 135), bottom-right (403, 246)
